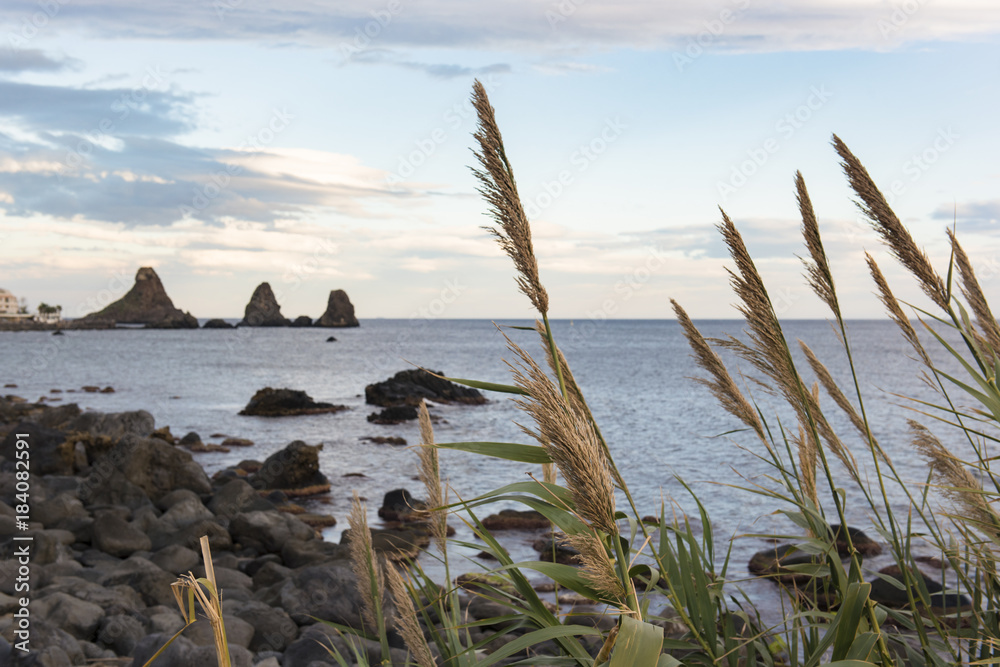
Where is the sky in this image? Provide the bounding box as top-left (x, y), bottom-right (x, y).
top-left (1, 1), bottom-right (999, 321)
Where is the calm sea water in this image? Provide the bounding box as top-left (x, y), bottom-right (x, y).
top-left (0, 318), bottom-right (972, 608)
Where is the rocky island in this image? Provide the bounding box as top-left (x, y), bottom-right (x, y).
top-left (239, 283), bottom-right (290, 327)
top-left (76, 267), bottom-right (198, 329)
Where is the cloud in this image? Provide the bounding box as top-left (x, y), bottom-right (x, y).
top-left (933, 200), bottom-right (1000, 230)
top-left (1, 1), bottom-right (997, 52)
top-left (0, 76), bottom-right (193, 137)
top-left (344, 49), bottom-right (510, 78)
top-left (0, 49), bottom-right (78, 72)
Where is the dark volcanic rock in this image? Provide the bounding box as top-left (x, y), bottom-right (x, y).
top-left (378, 488), bottom-right (425, 522)
top-left (1, 421), bottom-right (73, 475)
top-left (483, 509), bottom-right (550, 530)
top-left (290, 315), bottom-right (312, 327)
top-left (239, 387), bottom-right (346, 417)
top-left (314, 289), bottom-right (359, 327)
top-left (239, 282), bottom-right (289, 327)
top-left (367, 406), bottom-right (418, 424)
top-left (77, 267), bottom-right (198, 328)
top-left (365, 369), bottom-right (486, 407)
top-left (202, 318), bottom-right (234, 329)
top-left (248, 440), bottom-right (330, 494)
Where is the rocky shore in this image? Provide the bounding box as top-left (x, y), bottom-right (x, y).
top-left (0, 391), bottom-right (627, 666)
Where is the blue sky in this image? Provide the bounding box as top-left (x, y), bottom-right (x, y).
top-left (1, 1), bottom-right (998, 320)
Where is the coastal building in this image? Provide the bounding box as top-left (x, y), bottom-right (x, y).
top-left (0, 288), bottom-right (27, 319)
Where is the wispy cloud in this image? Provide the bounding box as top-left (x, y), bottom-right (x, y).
top-left (933, 200), bottom-right (1000, 230)
top-left (1, 1), bottom-right (997, 52)
top-left (0, 49), bottom-right (79, 72)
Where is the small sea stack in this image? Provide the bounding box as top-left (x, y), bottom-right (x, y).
top-left (314, 289), bottom-right (359, 328)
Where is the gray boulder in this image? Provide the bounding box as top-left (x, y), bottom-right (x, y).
top-left (208, 479), bottom-right (275, 518)
top-left (92, 513), bottom-right (152, 557)
top-left (150, 544), bottom-right (201, 574)
top-left (231, 600), bottom-right (299, 652)
top-left (32, 591), bottom-right (104, 640)
top-left (230, 510), bottom-right (314, 554)
top-left (98, 556), bottom-right (176, 607)
top-left (97, 612), bottom-right (147, 655)
top-left (130, 633), bottom-right (194, 667)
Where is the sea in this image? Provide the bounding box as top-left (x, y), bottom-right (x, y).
top-left (0, 318), bottom-right (975, 613)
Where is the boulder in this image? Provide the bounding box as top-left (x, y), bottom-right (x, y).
top-left (276, 561), bottom-right (379, 628)
top-left (130, 633), bottom-right (195, 667)
top-left (290, 315), bottom-right (313, 327)
top-left (483, 509), bottom-right (550, 530)
top-left (314, 289), bottom-right (359, 327)
top-left (367, 406), bottom-right (418, 424)
top-left (0, 422), bottom-right (73, 475)
top-left (229, 510), bottom-right (315, 554)
top-left (341, 526), bottom-right (428, 561)
top-left (365, 369), bottom-right (486, 407)
top-left (208, 479), bottom-right (275, 518)
top-left (378, 488), bottom-right (425, 522)
top-left (239, 282), bottom-right (289, 327)
top-left (231, 600), bottom-right (299, 652)
top-left (92, 513), bottom-right (152, 557)
top-left (202, 318), bottom-right (234, 329)
top-left (32, 591), bottom-right (104, 640)
top-left (97, 613), bottom-right (147, 656)
top-left (98, 556), bottom-right (177, 607)
top-left (150, 544), bottom-right (201, 574)
top-left (67, 409), bottom-right (155, 442)
top-left (239, 387), bottom-right (346, 417)
top-left (532, 535), bottom-right (581, 565)
top-left (280, 538), bottom-right (347, 568)
top-left (248, 440), bottom-right (330, 493)
top-left (94, 434), bottom-right (211, 503)
top-left (77, 469), bottom-right (152, 513)
top-left (283, 623), bottom-right (408, 667)
top-left (76, 267), bottom-right (198, 328)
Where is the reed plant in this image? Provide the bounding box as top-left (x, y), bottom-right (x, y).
top-left (147, 82), bottom-right (1000, 666)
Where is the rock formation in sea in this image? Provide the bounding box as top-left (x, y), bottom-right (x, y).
top-left (77, 267), bottom-right (198, 329)
top-left (239, 387), bottom-right (347, 417)
top-left (202, 318), bottom-right (234, 329)
top-left (365, 369), bottom-right (486, 407)
top-left (290, 315), bottom-right (313, 327)
top-left (240, 282), bottom-right (290, 327)
top-left (314, 289), bottom-right (359, 328)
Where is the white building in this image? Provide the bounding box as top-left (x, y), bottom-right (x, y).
top-left (0, 288), bottom-right (20, 316)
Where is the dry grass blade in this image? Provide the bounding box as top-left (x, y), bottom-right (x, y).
top-left (796, 171), bottom-right (839, 315)
top-left (417, 400), bottom-right (447, 552)
top-left (671, 299), bottom-right (766, 444)
top-left (348, 492), bottom-right (384, 631)
top-left (948, 228), bottom-right (1000, 355)
top-left (385, 564), bottom-right (435, 667)
top-left (471, 79), bottom-right (549, 315)
top-left (910, 420), bottom-right (1000, 542)
top-left (833, 134), bottom-right (948, 310)
top-left (802, 383), bottom-right (860, 481)
top-left (866, 253), bottom-right (933, 368)
top-left (506, 336), bottom-right (617, 534)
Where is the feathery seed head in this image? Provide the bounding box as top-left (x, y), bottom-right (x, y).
top-left (471, 80), bottom-right (549, 315)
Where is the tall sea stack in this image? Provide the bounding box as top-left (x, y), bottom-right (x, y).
top-left (240, 282), bottom-right (290, 326)
top-left (315, 289), bottom-right (359, 327)
top-left (78, 267), bottom-right (198, 328)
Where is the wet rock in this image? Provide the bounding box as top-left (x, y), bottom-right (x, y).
top-left (325, 335), bottom-right (337, 342)
top-left (830, 524), bottom-right (882, 557)
top-left (239, 282), bottom-right (289, 327)
top-left (315, 289), bottom-right (359, 327)
top-left (361, 435), bottom-right (407, 445)
top-left (179, 431), bottom-right (202, 447)
top-left (249, 440), bottom-right (330, 493)
top-left (870, 565), bottom-right (973, 612)
top-left (747, 543), bottom-right (820, 586)
top-left (532, 535), bottom-right (581, 565)
top-left (76, 267), bottom-right (198, 329)
top-left (365, 368), bottom-right (486, 407)
top-left (341, 526), bottom-right (428, 561)
top-left (483, 509), bottom-right (550, 530)
top-left (239, 387), bottom-right (346, 417)
top-left (367, 405), bottom-right (418, 424)
top-left (378, 488), bottom-right (425, 521)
